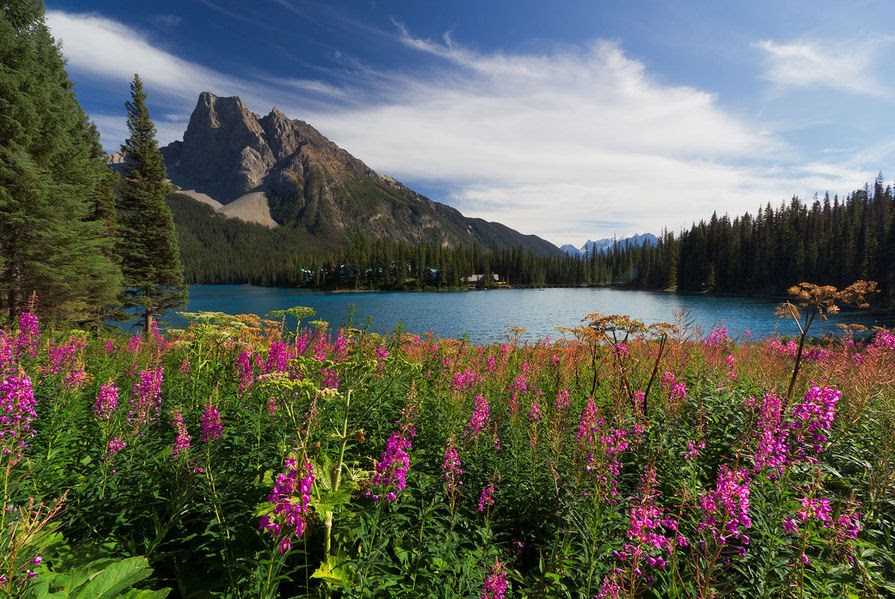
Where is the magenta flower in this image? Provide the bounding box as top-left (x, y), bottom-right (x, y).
top-left (704, 327), bottom-right (729, 347)
top-left (753, 393), bottom-right (789, 477)
top-left (478, 483), bottom-right (496, 512)
top-left (321, 367), bottom-right (341, 389)
top-left (259, 456), bottom-right (315, 552)
top-left (796, 496), bottom-right (832, 524)
top-left (555, 389), bottom-right (570, 411)
top-left (235, 350), bottom-right (257, 397)
top-left (94, 382), bottom-right (119, 420)
top-left (0, 373), bottom-right (37, 460)
top-left (170, 410), bottom-right (191, 458)
top-left (127, 334), bottom-right (142, 354)
top-left (127, 367), bottom-right (164, 437)
top-left (200, 403), bottom-right (224, 442)
top-left (790, 386), bottom-right (840, 457)
top-left (264, 341), bottom-right (290, 374)
top-left (575, 396), bottom-right (600, 447)
top-left (441, 442), bottom-right (463, 500)
top-left (368, 428), bottom-right (414, 502)
top-left (466, 395), bottom-right (491, 441)
top-left (15, 312), bottom-right (40, 358)
top-left (452, 369), bottom-right (482, 391)
top-left (106, 436), bottom-right (126, 458)
top-left (480, 558), bottom-right (508, 599)
top-left (698, 466), bottom-right (752, 549)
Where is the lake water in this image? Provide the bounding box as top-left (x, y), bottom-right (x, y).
top-left (158, 286), bottom-right (895, 345)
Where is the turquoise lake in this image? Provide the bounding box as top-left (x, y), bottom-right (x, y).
top-left (155, 286), bottom-right (895, 345)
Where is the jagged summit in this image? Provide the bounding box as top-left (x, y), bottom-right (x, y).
top-left (160, 92), bottom-right (562, 256)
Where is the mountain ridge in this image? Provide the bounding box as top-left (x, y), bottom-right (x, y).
top-left (159, 92), bottom-right (562, 257)
top-left (561, 233), bottom-right (658, 257)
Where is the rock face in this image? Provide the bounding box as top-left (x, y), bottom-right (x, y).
top-left (161, 92), bottom-right (562, 256)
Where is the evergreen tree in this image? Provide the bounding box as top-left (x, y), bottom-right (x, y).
top-left (117, 74), bottom-right (186, 332)
top-left (0, 0), bottom-right (122, 322)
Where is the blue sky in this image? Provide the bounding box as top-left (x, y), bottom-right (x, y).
top-left (45, 0), bottom-right (895, 246)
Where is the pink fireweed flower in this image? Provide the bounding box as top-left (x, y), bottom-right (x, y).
top-left (200, 402), bottom-right (224, 442)
top-left (170, 410), bottom-right (190, 458)
top-left (528, 395), bottom-right (542, 423)
top-left (103, 338), bottom-right (115, 354)
top-left (685, 439), bottom-right (705, 461)
top-left (264, 341), bottom-right (290, 374)
top-left (293, 330), bottom-right (313, 355)
top-left (466, 395), bottom-right (490, 441)
top-left (374, 346), bottom-right (388, 369)
top-left (452, 369), bottom-right (482, 391)
top-left (614, 466), bottom-right (681, 572)
top-left (725, 354), bottom-right (737, 379)
top-left (367, 429), bottom-right (414, 502)
top-left (235, 350), bottom-right (258, 397)
top-left (555, 389), bottom-right (570, 411)
top-left (478, 483), bottom-right (496, 512)
top-left (313, 332), bottom-right (327, 361)
top-left (670, 382), bottom-right (687, 403)
top-left (333, 331), bottom-right (348, 361)
top-left (45, 337), bottom-right (85, 375)
top-left (0, 373), bottom-right (37, 460)
top-left (480, 558), bottom-right (508, 599)
top-left (833, 504), bottom-right (861, 541)
top-left (63, 368), bottom-right (87, 391)
top-left (106, 436), bottom-right (126, 459)
top-left (15, 312), bottom-right (40, 358)
top-left (441, 443), bottom-right (463, 500)
top-left (94, 383), bottom-right (119, 420)
top-left (127, 334), bottom-right (142, 354)
top-left (596, 570), bottom-right (623, 599)
top-left (871, 330), bottom-right (895, 351)
top-left (127, 366), bottom-right (163, 437)
top-left (698, 466), bottom-right (752, 548)
top-left (704, 327), bottom-right (729, 347)
top-left (753, 393), bottom-right (789, 477)
top-left (632, 390), bottom-right (646, 415)
top-left (575, 396), bottom-right (600, 448)
top-left (321, 367), bottom-right (340, 389)
top-left (178, 359), bottom-right (191, 378)
top-left (259, 456), bottom-right (315, 552)
top-left (485, 356), bottom-right (497, 373)
top-left (790, 386), bottom-right (840, 457)
top-left (796, 497), bottom-right (832, 524)
top-left (782, 517), bottom-right (799, 534)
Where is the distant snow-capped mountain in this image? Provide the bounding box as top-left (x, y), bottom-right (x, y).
top-left (561, 233), bottom-right (658, 257)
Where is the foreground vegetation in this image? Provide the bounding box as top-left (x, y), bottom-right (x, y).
top-left (2, 284), bottom-right (895, 598)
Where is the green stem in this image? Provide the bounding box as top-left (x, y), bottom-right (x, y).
top-left (324, 390), bottom-right (352, 563)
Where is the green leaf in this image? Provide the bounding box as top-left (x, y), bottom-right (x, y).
top-left (311, 556), bottom-right (350, 587)
top-left (73, 557), bottom-right (157, 598)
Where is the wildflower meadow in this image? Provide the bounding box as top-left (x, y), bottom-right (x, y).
top-left (1, 283), bottom-right (895, 598)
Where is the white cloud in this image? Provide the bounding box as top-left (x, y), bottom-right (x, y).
top-left (45, 10), bottom-right (280, 112)
top-left (753, 38), bottom-right (891, 96)
top-left (45, 11), bottom-right (880, 245)
top-left (296, 35), bottom-right (809, 242)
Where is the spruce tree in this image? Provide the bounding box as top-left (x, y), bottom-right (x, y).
top-left (0, 0), bottom-right (122, 323)
top-left (117, 74), bottom-right (186, 332)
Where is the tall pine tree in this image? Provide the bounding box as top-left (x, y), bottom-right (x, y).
top-left (117, 74), bottom-right (186, 332)
top-left (0, 0), bottom-right (122, 323)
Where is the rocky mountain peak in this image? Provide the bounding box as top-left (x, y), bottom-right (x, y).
top-left (160, 92), bottom-right (562, 257)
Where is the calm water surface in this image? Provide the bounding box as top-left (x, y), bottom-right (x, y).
top-left (159, 286), bottom-right (894, 345)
